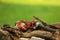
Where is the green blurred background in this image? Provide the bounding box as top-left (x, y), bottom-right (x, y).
top-left (0, 0), bottom-right (60, 27)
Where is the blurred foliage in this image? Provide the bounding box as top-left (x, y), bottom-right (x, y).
top-left (0, 0), bottom-right (60, 27)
